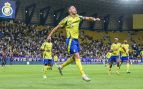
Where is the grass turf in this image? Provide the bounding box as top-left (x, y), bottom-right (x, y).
top-left (0, 64), bottom-right (143, 89)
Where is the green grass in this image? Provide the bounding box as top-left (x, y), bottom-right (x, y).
top-left (0, 64), bottom-right (143, 89)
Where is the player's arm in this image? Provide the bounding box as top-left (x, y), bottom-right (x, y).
top-left (81, 16), bottom-right (100, 22)
top-left (47, 17), bottom-right (67, 39)
top-left (47, 25), bottom-right (62, 40)
top-left (40, 43), bottom-right (46, 51)
top-left (122, 47), bottom-right (126, 52)
top-left (140, 51), bottom-right (143, 57)
top-left (105, 53), bottom-right (109, 58)
top-left (110, 44), bottom-right (114, 52)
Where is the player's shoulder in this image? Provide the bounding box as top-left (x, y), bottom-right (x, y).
top-left (48, 42), bottom-right (52, 45)
top-left (44, 42), bottom-right (51, 45)
top-left (111, 43), bottom-right (114, 47)
top-left (107, 52), bottom-right (111, 54)
top-left (77, 14), bottom-right (84, 19)
top-left (127, 44), bottom-right (129, 46)
top-left (111, 43), bottom-right (115, 45)
top-left (111, 43), bottom-right (117, 45)
top-left (61, 16), bottom-right (69, 22)
top-left (109, 52), bottom-right (112, 55)
top-left (42, 42), bottom-right (46, 45)
top-left (121, 43), bottom-right (124, 46)
top-left (76, 14), bottom-right (81, 17)
top-left (64, 16), bottom-right (70, 20)
top-left (123, 43), bottom-right (129, 46)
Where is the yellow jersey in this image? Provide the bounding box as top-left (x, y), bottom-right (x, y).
top-left (120, 43), bottom-right (129, 57)
top-left (111, 43), bottom-right (121, 56)
top-left (59, 14), bottom-right (82, 39)
top-left (106, 52), bottom-right (112, 59)
top-left (41, 42), bottom-right (52, 59)
top-left (140, 51), bottom-right (143, 57)
top-left (54, 55), bottom-right (58, 62)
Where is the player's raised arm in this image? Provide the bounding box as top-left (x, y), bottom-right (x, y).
top-left (47, 17), bottom-right (67, 40)
top-left (47, 25), bottom-right (61, 40)
top-left (81, 16), bottom-right (100, 22)
top-left (40, 42), bottom-right (46, 51)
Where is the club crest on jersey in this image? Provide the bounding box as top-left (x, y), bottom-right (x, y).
top-left (73, 49), bottom-right (76, 52)
top-left (2, 2), bottom-right (13, 16)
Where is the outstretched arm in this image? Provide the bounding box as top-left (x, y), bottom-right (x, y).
top-left (47, 17), bottom-right (67, 39)
top-left (47, 25), bottom-right (61, 40)
top-left (82, 17), bottom-right (100, 22)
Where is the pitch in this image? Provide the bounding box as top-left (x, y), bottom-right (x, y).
top-left (0, 65), bottom-right (143, 89)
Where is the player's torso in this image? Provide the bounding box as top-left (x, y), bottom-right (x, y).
top-left (43, 42), bottom-right (52, 59)
top-left (106, 52), bottom-right (112, 58)
top-left (54, 56), bottom-right (58, 61)
top-left (121, 44), bottom-right (129, 56)
top-left (65, 15), bottom-right (81, 39)
top-left (111, 43), bottom-right (121, 56)
top-left (122, 44), bottom-right (129, 50)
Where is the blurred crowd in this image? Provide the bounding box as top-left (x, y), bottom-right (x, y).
top-left (0, 21), bottom-right (45, 58)
top-left (0, 21), bottom-right (143, 60)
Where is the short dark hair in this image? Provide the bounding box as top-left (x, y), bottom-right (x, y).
top-left (67, 5), bottom-right (75, 11)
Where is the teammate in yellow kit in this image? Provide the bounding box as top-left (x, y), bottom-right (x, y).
top-left (105, 51), bottom-right (112, 66)
top-left (47, 5), bottom-right (100, 81)
top-left (54, 54), bottom-right (58, 62)
top-left (120, 40), bottom-right (130, 73)
top-left (53, 53), bottom-right (58, 65)
top-left (108, 38), bottom-right (121, 74)
top-left (40, 39), bottom-right (53, 79)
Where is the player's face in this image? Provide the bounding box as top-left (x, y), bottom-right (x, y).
top-left (114, 39), bottom-right (118, 43)
top-left (124, 40), bottom-right (127, 44)
top-left (68, 6), bottom-right (77, 15)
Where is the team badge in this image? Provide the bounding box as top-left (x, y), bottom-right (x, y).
top-left (2, 2), bottom-right (13, 16)
top-left (73, 49), bottom-right (76, 52)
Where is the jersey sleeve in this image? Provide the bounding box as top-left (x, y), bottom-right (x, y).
top-left (59, 17), bottom-right (68, 27)
top-left (119, 47), bottom-right (123, 52)
top-left (40, 43), bottom-right (45, 50)
top-left (79, 15), bottom-right (84, 20)
top-left (106, 53), bottom-right (108, 58)
top-left (110, 44), bottom-right (114, 50)
top-left (140, 51), bottom-right (143, 55)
